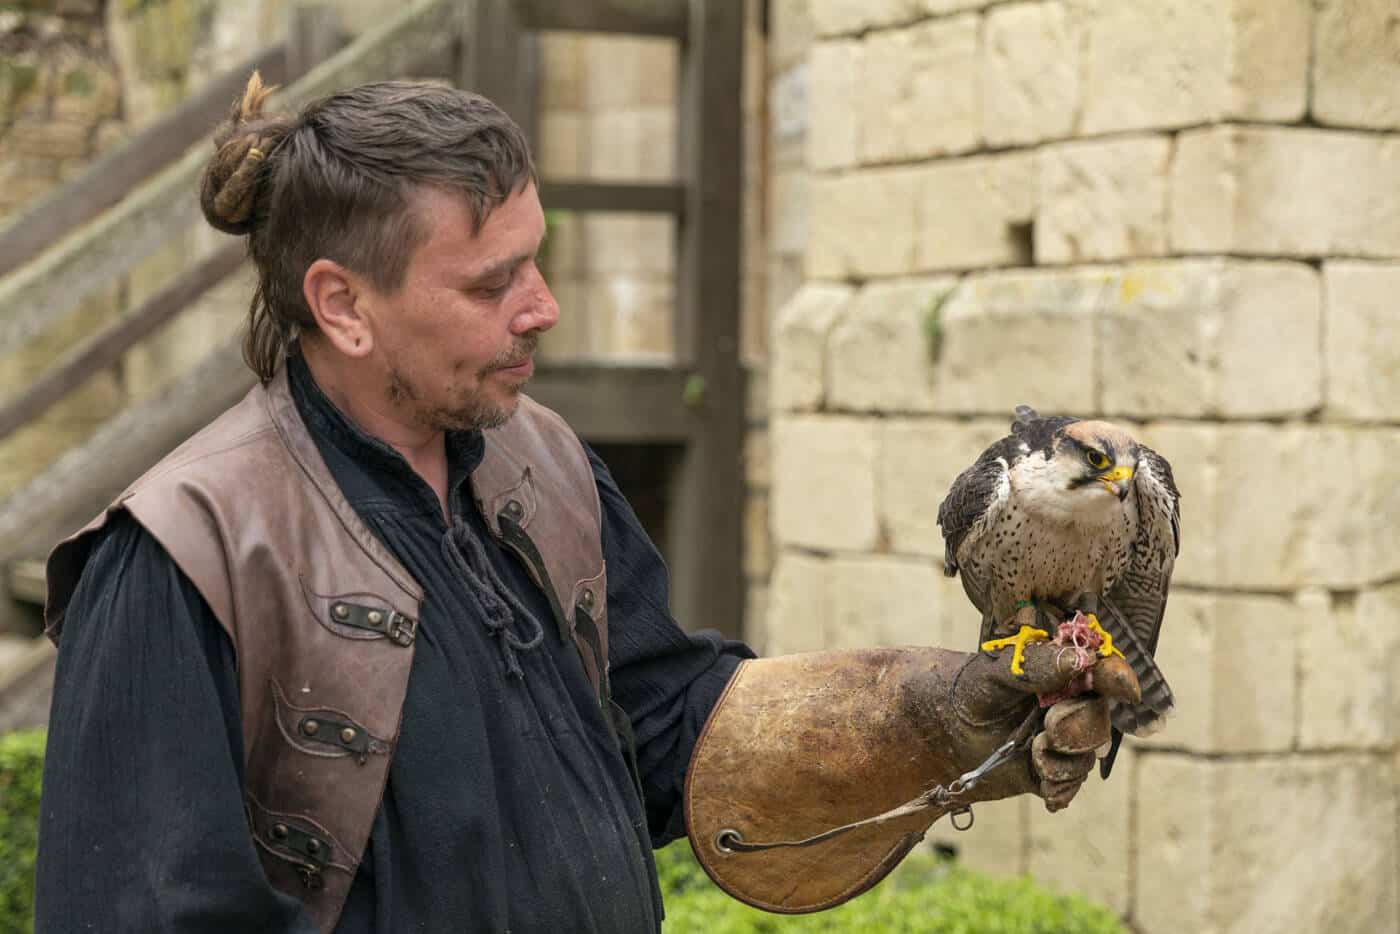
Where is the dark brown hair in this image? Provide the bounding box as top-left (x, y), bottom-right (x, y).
top-left (199, 75), bottom-right (536, 381)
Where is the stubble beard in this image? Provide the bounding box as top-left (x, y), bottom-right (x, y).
top-left (387, 335), bottom-right (537, 433)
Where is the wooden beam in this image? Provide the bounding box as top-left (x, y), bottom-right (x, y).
top-left (514, 0), bottom-right (688, 39)
top-left (0, 0), bottom-right (461, 360)
top-left (6, 561), bottom-right (45, 606)
top-left (0, 45), bottom-right (288, 280)
top-left (0, 243), bottom-right (246, 444)
top-left (667, 0), bottom-right (746, 640)
top-left (527, 361), bottom-right (695, 443)
top-left (540, 180), bottom-right (685, 215)
top-left (0, 336), bottom-right (255, 631)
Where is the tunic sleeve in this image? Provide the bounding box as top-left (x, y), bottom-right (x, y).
top-left (33, 513), bottom-right (318, 934)
top-left (585, 446), bottom-right (755, 847)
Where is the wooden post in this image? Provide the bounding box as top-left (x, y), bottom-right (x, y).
top-left (287, 4), bottom-right (343, 81)
top-left (667, 0), bottom-right (746, 639)
top-left (457, 0), bottom-right (541, 151)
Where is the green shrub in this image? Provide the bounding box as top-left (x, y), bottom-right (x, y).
top-left (0, 729), bottom-right (44, 934)
top-left (656, 839), bottom-right (1127, 934)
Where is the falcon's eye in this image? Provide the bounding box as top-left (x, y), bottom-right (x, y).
top-left (1084, 449), bottom-right (1110, 470)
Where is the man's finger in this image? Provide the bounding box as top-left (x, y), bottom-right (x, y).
top-left (1031, 733), bottom-right (1096, 783)
top-left (1040, 778), bottom-right (1085, 812)
top-left (1043, 695), bottom-right (1111, 755)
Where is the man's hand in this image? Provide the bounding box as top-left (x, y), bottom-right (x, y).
top-left (932, 641), bottom-right (1136, 812)
top-left (685, 645), bottom-right (1136, 914)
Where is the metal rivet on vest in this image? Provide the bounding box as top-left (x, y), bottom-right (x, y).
top-left (332, 603), bottom-right (349, 621)
top-left (580, 588), bottom-right (595, 610)
top-left (504, 499), bottom-right (524, 520)
top-left (301, 719), bottom-right (320, 737)
top-left (340, 727), bottom-right (357, 744)
top-left (272, 823), bottom-right (289, 841)
top-left (367, 610), bottom-right (384, 627)
top-left (306, 839), bottom-right (322, 857)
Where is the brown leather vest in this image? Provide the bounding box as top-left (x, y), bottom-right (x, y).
top-left (44, 367), bottom-right (615, 932)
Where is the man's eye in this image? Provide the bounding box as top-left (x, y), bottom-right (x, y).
top-left (476, 281), bottom-right (509, 298)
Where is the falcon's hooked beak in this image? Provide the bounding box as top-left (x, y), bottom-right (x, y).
top-left (1100, 464), bottom-right (1134, 499)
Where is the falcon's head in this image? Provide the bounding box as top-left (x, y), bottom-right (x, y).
top-left (1056, 420), bottom-right (1138, 503)
top-left (1009, 415), bottom-right (1140, 524)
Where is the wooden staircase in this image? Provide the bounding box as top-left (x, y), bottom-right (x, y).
top-left (0, 0), bottom-right (747, 686)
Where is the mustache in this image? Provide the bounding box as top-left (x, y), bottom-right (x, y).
top-left (486, 334), bottom-right (539, 371)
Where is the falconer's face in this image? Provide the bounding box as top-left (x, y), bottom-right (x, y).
top-left (363, 182), bottom-right (557, 432)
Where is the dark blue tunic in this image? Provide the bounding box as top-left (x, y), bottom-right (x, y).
top-left (34, 355), bottom-right (751, 932)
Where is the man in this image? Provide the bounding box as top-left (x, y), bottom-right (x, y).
top-left (33, 78), bottom-right (1111, 932)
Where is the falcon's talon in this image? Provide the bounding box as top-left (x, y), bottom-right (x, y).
top-left (1083, 613), bottom-right (1125, 659)
top-left (981, 625), bottom-right (1050, 676)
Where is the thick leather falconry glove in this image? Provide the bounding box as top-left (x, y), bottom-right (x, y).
top-left (684, 642), bottom-right (1136, 914)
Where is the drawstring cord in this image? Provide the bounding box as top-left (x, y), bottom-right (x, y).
top-left (441, 521), bottom-right (544, 678)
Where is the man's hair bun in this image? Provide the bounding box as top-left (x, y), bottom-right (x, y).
top-left (199, 71), bottom-right (290, 235)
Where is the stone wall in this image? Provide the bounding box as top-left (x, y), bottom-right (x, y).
top-left (765, 1), bottom-right (1399, 932)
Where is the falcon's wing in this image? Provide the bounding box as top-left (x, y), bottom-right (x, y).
top-left (1101, 444), bottom-right (1180, 730)
top-left (936, 438), bottom-right (1015, 579)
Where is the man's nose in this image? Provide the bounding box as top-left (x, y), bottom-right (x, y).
top-left (513, 264), bottom-right (559, 334)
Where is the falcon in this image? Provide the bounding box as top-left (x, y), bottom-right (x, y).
top-left (937, 405), bottom-right (1180, 777)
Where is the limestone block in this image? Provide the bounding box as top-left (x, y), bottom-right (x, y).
top-left (538, 277), bottom-right (590, 359)
top-left (981, 1), bottom-right (1080, 147)
top-left (810, 0), bottom-right (921, 37)
top-left (542, 211), bottom-right (585, 280)
top-left (930, 267), bottom-right (1112, 416)
top-left (770, 282), bottom-right (854, 411)
top-left (765, 551), bottom-right (831, 654)
top-left (1313, 0), bottom-right (1400, 130)
top-left (743, 492), bottom-right (771, 581)
top-left (1136, 754), bottom-right (1397, 934)
top-left (860, 16), bottom-right (980, 164)
top-left (122, 268), bottom-right (252, 402)
top-left (766, 254), bottom-right (805, 336)
top-left (769, 62), bottom-right (808, 171)
top-left (743, 583), bottom-right (770, 654)
top-left (583, 35), bottom-right (676, 110)
top-left (808, 168), bottom-right (920, 279)
top-left (807, 40), bottom-right (861, 170)
top-left (1172, 424), bottom-right (1400, 590)
top-left (822, 554), bottom-right (947, 649)
top-left (920, 0), bottom-right (991, 13)
top-left (1027, 745), bottom-right (1131, 916)
top-left (1323, 262), bottom-right (1400, 421)
top-left (537, 111), bottom-right (586, 179)
top-left (1035, 136), bottom-right (1171, 264)
top-left (539, 34), bottom-right (584, 111)
top-left (1098, 260), bottom-right (1321, 419)
top-left (586, 275), bottom-right (673, 356)
top-left (1079, 0), bottom-right (1308, 134)
top-left (914, 151), bottom-right (1035, 271)
top-left (1171, 126), bottom-right (1400, 259)
top-left (584, 108), bottom-right (675, 182)
top-left (582, 213), bottom-right (674, 278)
top-left (827, 276), bottom-right (959, 413)
top-left (771, 415), bottom-right (879, 551)
top-left (928, 796), bottom-right (1028, 878)
top-left (877, 417), bottom-right (1023, 561)
top-left (1298, 587), bottom-right (1400, 749)
top-left (745, 430), bottom-right (770, 490)
top-left (769, 0), bottom-right (816, 74)
top-left (1142, 592), bottom-right (1300, 754)
top-left (767, 170), bottom-right (809, 258)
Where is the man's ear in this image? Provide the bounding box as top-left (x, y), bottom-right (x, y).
top-left (303, 258), bottom-right (373, 358)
